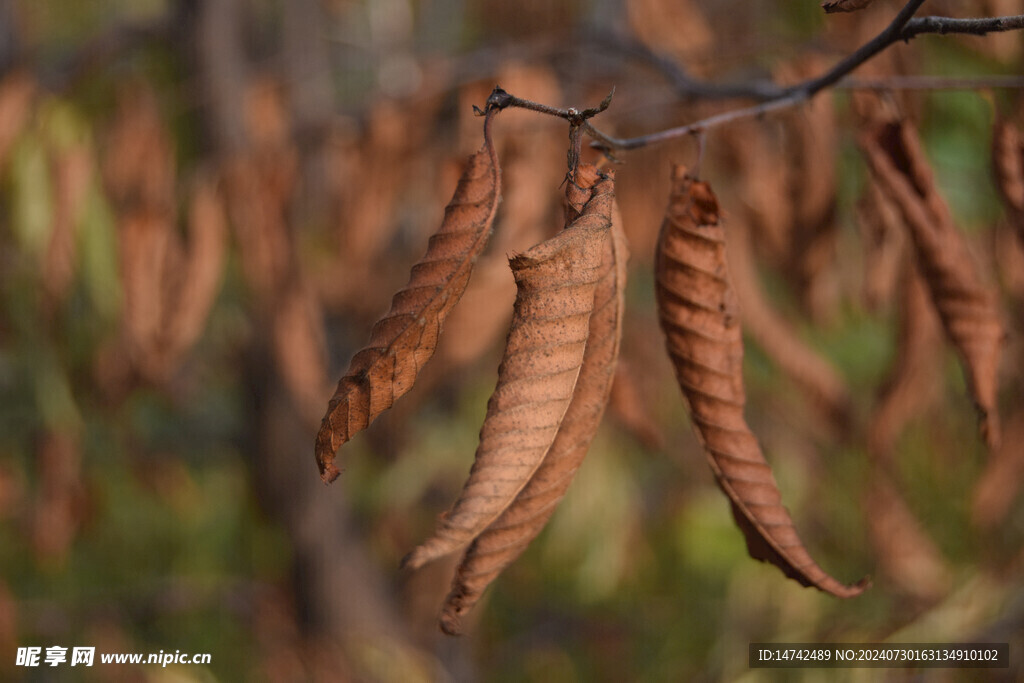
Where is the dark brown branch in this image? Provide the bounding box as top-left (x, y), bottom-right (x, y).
top-left (589, 3), bottom-right (1024, 152)
top-left (901, 13), bottom-right (1024, 39)
top-left (586, 29), bottom-right (783, 102)
top-left (479, 85), bottom-right (613, 122)
top-left (839, 74), bottom-right (1024, 91)
top-left (792, 0), bottom-right (927, 98)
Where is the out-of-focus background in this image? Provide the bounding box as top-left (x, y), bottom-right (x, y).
top-left (1, 0), bottom-right (1023, 680)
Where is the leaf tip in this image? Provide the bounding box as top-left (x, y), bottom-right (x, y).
top-left (319, 461), bottom-right (341, 484)
top-left (439, 608), bottom-right (466, 636)
top-left (399, 548), bottom-right (425, 571)
top-left (840, 576), bottom-right (872, 598)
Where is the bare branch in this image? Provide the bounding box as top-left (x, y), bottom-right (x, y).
top-left (589, 3), bottom-right (1024, 153)
top-left (901, 13), bottom-right (1024, 39)
top-left (839, 74), bottom-right (1024, 91)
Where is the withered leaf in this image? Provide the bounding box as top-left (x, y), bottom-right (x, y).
top-left (860, 120), bottom-right (1004, 452)
top-left (164, 174), bottom-right (229, 368)
top-left (655, 165), bottom-right (867, 598)
top-left (316, 114), bottom-right (502, 482)
top-left (992, 116), bottom-right (1024, 214)
top-left (992, 115), bottom-right (1024, 242)
top-left (402, 170), bottom-right (613, 573)
top-left (439, 167), bottom-right (626, 635)
top-left (971, 410), bottom-right (1024, 528)
top-left (43, 146), bottom-right (92, 309)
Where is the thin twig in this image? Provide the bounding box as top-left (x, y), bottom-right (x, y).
top-left (901, 13), bottom-right (1024, 39)
top-left (794, 0), bottom-right (927, 98)
top-left (839, 74), bottom-right (1024, 91)
top-left (586, 29), bottom-right (783, 102)
top-left (479, 86), bottom-right (613, 122)
top-left (589, 3), bottom-right (1024, 153)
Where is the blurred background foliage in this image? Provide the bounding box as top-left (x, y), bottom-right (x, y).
top-left (1, 0), bottom-right (1023, 681)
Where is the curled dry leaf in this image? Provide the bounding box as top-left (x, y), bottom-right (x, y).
top-left (860, 120), bottom-right (1004, 452)
top-left (316, 113), bottom-right (502, 482)
top-left (402, 169), bottom-right (613, 573)
top-left (655, 165), bottom-right (867, 598)
top-left (439, 166), bottom-right (626, 634)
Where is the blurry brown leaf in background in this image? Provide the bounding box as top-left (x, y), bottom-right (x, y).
top-left (100, 84), bottom-right (228, 388)
top-left (864, 473), bottom-right (952, 602)
top-left (993, 111), bottom-right (1024, 244)
top-left (867, 257), bottom-right (944, 460)
top-left (860, 118), bottom-right (1005, 453)
top-left (858, 179), bottom-right (908, 311)
top-left (30, 430), bottom-right (87, 565)
top-left (42, 144), bottom-right (91, 311)
top-left (0, 71), bottom-right (34, 170)
top-left (626, 0), bottom-right (714, 74)
top-left (972, 410), bottom-right (1024, 528)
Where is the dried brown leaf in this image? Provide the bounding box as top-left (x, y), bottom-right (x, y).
top-left (857, 179), bottom-right (907, 311)
top-left (655, 165), bottom-right (867, 598)
top-left (274, 279), bottom-right (331, 425)
top-left (163, 174), bottom-right (229, 364)
top-left (867, 257), bottom-right (944, 459)
top-left (31, 431), bottom-right (87, 564)
top-left (864, 473), bottom-right (951, 601)
top-left (0, 70), bottom-right (34, 169)
top-left (992, 114), bottom-right (1024, 242)
top-left (439, 168), bottom-right (626, 634)
top-left (822, 0), bottom-right (875, 13)
top-left (972, 410), bottom-right (1024, 528)
top-left (626, 0), bottom-right (714, 74)
top-left (717, 121), bottom-right (793, 265)
top-left (43, 145), bottom-right (92, 308)
top-left (402, 171), bottom-right (613, 572)
top-left (103, 84), bottom-right (175, 214)
top-left (118, 213), bottom-right (175, 375)
top-left (778, 63), bottom-right (840, 322)
top-left (438, 73), bottom-right (561, 368)
top-left (316, 116), bottom-right (502, 482)
top-left (860, 120), bottom-right (1005, 452)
